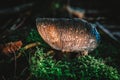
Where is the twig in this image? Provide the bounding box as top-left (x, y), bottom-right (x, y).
top-left (10, 42), bottom-right (41, 61)
top-left (23, 42), bottom-right (41, 50)
top-left (0, 17), bottom-right (26, 40)
top-left (10, 17), bottom-right (26, 31)
top-left (96, 22), bottom-right (120, 43)
top-left (20, 67), bottom-right (28, 75)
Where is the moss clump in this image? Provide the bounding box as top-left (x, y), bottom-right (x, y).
top-left (30, 48), bottom-right (120, 80)
top-left (26, 29), bottom-right (43, 43)
top-left (26, 29), bottom-right (49, 48)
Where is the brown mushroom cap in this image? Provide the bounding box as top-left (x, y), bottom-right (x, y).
top-left (36, 18), bottom-right (97, 53)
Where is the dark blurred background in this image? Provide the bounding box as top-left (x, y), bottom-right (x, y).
top-left (0, 0), bottom-right (120, 18)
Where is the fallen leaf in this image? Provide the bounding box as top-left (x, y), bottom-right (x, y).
top-left (0, 41), bottom-right (23, 55)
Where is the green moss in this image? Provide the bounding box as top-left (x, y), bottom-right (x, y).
top-left (26, 29), bottom-right (49, 48)
top-left (26, 29), bottom-right (43, 43)
top-left (30, 47), bottom-right (120, 80)
top-left (90, 41), bottom-right (120, 69)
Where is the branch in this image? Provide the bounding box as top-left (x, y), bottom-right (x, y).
top-left (96, 22), bottom-right (120, 43)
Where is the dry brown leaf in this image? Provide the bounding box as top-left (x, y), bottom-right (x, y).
top-left (0, 41), bottom-right (23, 55)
